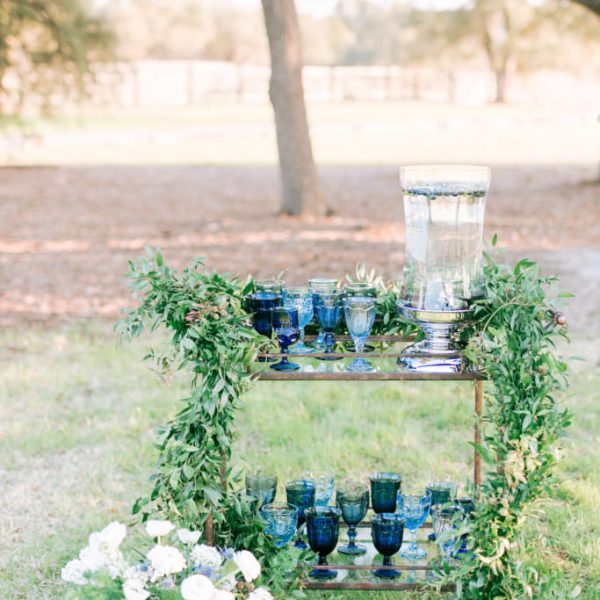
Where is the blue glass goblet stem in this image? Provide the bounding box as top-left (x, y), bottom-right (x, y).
top-left (305, 506), bottom-right (341, 580)
top-left (285, 480), bottom-right (316, 549)
top-left (336, 486), bottom-right (369, 556)
top-left (398, 490), bottom-right (431, 560)
top-left (270, 307), bottom-right (300, 372)
top-left (343, 296), bottom-right (376, 372)
top-left (313, 291), bottom-right (343, 360)
top-left (371, 513), bottom-right (404, 579)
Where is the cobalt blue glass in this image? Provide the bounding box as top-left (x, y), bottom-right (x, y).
top-left (371, 513), bottom-right (405, 579)
top-left (305, 506), bottom-right (341, 580)
top-left (343, 296), bottom-right (376, 372)
top-left (312, 290), bottom-right (343, 359)
top-left (336, 485), bottom-right (369, 556)
top-left (246, 292), bottom-right (282, 363)
top-left (270, 306), bottom-right (300, 371)
top-left (398, 489), bottom-right (432, 560)
top-left (245, 473), bottom-right (278, 508)
top-left (369, 472), bottom-right (402, 514)
top-left (285, 479), bottom-right (316, 549)
top-left (308, 278), bottom-right (338, 350)
top-left (455, 497), bottom-right (475, 553)
top-left (260, 502), bottom-right (298, 548)
top-left (285, 287), bottom-right (315, 355)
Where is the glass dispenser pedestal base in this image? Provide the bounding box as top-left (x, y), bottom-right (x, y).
top-left (397, 305), bottom-right (472, 373)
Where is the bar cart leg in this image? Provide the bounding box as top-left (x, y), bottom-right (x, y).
top-left (474, 380), bottom-right (483, 486)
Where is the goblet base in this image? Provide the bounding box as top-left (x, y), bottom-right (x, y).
top-left (373, 567), bottom-right (402, 579)
top-left (270, 360), bottom-right (300, 371)
top-left (290, 342), bottom-right (315, 355)
top-left (309, 567), bottom-right (337, 580)
top-left (400, 543), bottom-right (427, 561)
top-left (338, 543), bottom-right (367, 556)
top-left (345, 359), bottom-right (375, 373)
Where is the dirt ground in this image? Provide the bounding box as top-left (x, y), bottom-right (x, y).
top-left (0, 164), bottom-right (599, 334)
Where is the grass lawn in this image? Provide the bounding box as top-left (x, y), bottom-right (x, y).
top-left (0, 321), bottom-right (598, 599)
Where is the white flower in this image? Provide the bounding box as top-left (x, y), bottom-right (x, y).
top-left (93, 521), bottom-right (127, 549)
top-left (147, 544), bottom-right (186, 580)
top-left (211, 591), bottom-right (235, 600)
top-left (79, 545), bottom-right (106, 571)
top-left (123, 565), bottom-right (150, 584)
top-left (123, 578), bottom-right (150, 600)
top-left (145, 519), bottom-right (175, 538)
top-left (190, 544), bottom-right (223, 569)
top-left (247, 588), bottom-right (273, 600)
top-left (233, 550), bottom-right (261, 582)
top-left (177, 527), bottom-right (201, 545)
top-left (180, 574), bottom-right (215, 600)
top-left (61, 559), bottom-right (88, 585)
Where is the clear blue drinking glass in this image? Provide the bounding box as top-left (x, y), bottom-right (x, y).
top-left (285, 287), bottom-right (315, 355)
top-left (270, 306), bottom-right (300, 371)
top-left (455, 497), bottom-right (475, 554)
top-left (426, 481), bottom-right (457, 541)
top-left (301, 471), bottom-right (335, 507)
top-left (398, 488), bottom-right (432, 560)
top-left (245, 473), bottom-right (278, 508)
top-left (260, 502), bottom-right (298, 548)
top-left (285, 479), bottom-right (316, 549)
top-left (371, 513), bottom-right (405, 579)
top-left (336, 485), bottom-right (369, 556)
top-left (308, 278), bottom-right (338, 350)
top-left (343, 296), bottom-right (376, 372)
top-left (305, 506), bottom-right (341, 580)
top-left (369, 472), bottom-right (402, 514)
top-left (312, 290), bottom-right (343, 359)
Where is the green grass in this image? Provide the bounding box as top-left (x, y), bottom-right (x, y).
top-left (0, 322), bottom-right (598, 599)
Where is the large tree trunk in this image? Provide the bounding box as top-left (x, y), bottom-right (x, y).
top-left (572, 0), bottom-right (600, 15)
top-left (261, 0), bottom-right (325, 217)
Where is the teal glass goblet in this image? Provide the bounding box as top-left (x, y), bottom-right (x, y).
top-left (270, 306), bottom-right (300, 371)
top-left (245, 473), bottom-right (278, 508)
top-left (301, 471), bottom-right (335, 507)
top-left (336, 485), bottom-right (369, 556)
top-left (369, 472), bottom-right (402, 514)
top-left (285, 286), bottom-right (315, 355)
top-left (343, 296), bottom-right (376, 372)
top-left (426, 481), bottom-right (457, 541)
top-left (260, 502), bottom-right (298, 548)
top-left (305, 506), bottom-right (341, 580)
top-left (371, 513), bottom-right (405, 579)
top-left (285, 479), bottom-right (316, 549)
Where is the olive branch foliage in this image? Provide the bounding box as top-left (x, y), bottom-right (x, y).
top-left (118, 241), bottom-right (570, 599)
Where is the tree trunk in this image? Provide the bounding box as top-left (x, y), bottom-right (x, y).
top-left (572, 0), bottom-right (600, 16)
top-left (261, 0), bottom-right (325, 217)
top-left (494, 67), bottom-right (507, 103)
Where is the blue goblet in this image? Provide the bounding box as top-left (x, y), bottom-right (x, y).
top-left (371, 513), bottom-right (405, 579)
top-left (305, 506), bottom-right (341, 580)
top-left (336, 485), bottom-right (369, 556)
top-left (246, 292), bottom-right (282, 363)
top-left (285, 479), bottom-right (316, 549)
top-left (285, 287), bottom-right (315, 355)
top-left (308, 278), bottom-right (338, 351)
top-left (343, 296), bottom-right (376, 372)
top-left (260, 502), bottom-right (298, 548)
top-left (398, 488), bottom-right (432, 560)
top-left (455, 497), bottom-right (475, 554)
top-left (369, 472), bottom-right (402, 514)
top-left (313, 291), bottom-right (343, 359)
top-left (426, 481), bottom-right (457, 541)
top-left (270, 306), bottom-right (300, 371)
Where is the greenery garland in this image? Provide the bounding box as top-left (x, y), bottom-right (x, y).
top-left (119, 244), bottom-right (570, 599)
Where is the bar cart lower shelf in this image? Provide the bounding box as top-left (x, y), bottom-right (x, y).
top-left (252, 335), bottom-right (485, 594)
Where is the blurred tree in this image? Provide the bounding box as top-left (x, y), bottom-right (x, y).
top-left (261, 0), bottom-right (325, 217)
top-left (0, 0), bottom-right (113, 117)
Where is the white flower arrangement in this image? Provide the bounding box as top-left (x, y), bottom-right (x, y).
top-left (61, 520), bottom-right (270, 599)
